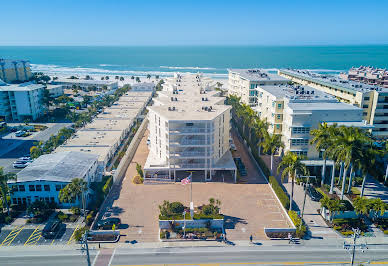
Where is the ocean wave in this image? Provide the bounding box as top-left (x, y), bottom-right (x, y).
top-left (99, 64), bottom-right (120, 67)
top-left (30, 64), bottom-right (228, 79)
top-left (160, 66), bottom-right (217, 70)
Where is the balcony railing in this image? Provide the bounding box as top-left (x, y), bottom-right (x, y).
top-left (170, 139), bottom-right (211, 145)
top-left (169, 127), bottom-right (213, 134)
top-left (170, 151), bottom-right (211, 157)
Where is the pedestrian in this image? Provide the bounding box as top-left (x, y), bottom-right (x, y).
top-left (249, 234), bottom-right (253, 243)
top-left (288, 233), bottom-right (292, 244)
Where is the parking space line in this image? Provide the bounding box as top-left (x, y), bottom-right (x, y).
top-left (67, 224), bottom-right (81, 245)
top-left (1, 226), bottom-right (24, 246)
top-left (24, 225), bottom-right (43, 246)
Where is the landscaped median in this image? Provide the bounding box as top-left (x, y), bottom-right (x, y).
top-left (158, 199), bottom-right (224, 241)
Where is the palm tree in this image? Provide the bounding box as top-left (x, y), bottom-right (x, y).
top-left (147, 74), bottom-right (151, 80)
top-left (356, 144), bottom-right (378, 197)
top-left (277, 152), bottom-right (308, 211)
top-left (0, 167), bottom-right (16, 215)
top-left (262, 132), bottom-right (284, 176)
top-left (327, 127), bottom-right (367, 200)
top-left (59, 178), bottom-right (87, 213)
top-left (253, 117), bottom-right (268, 155)
top-left (310, 123), bottom-right (336, 186)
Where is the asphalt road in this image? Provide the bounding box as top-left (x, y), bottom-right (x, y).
top-left (0, 245), bottom-right (387, 266)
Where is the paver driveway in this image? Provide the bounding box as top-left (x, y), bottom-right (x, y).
top-left (102, 128), bottom-right (291, 243)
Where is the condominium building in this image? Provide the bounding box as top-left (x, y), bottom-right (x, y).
top-left (8, 151), bottom-right (98, 207)
top-left (55, 91), bottom-right (152, 176)
top-left (279, 69), bottom-right (388, 139)
top-left (53, 78), bottom-right (119, 90)
top-left (256, 84), bottom-right (369, 158)
top-left (46, 84), bottom-right (65, 98)
top-left (144, 73), bottom-right (236, 182)
top-left (0, 82), bottom-right (45, 121)
top-left (0, 59), bottom-right (32, 83)
top-left (340, 66), bottom-right (388, 88)
top-left (228, 69), bottom-right (289, 107)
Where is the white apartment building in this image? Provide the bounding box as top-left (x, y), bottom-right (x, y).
top-left (0, 59), bottom-right (32, 83)
top-left (228, 69), bottom-right (289, 107)
top-left (53, 78), bottom-right (118, 90)
top-left (144, 73), bottom-right (236, 182)
top-left (8, 151), bottom-right (98, 208)
top-left (46, 84), bottom-right (64, 98)
top-left (0, 82), bottom-right (45, 121)
top-left (256, 84), bottom-right (370, 158)
top-left (279, 69), bottom-right (388, 139)
top-left (132, 82), bottom-right (156, 92)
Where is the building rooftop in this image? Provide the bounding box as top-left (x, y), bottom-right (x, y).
top-left (97, 108), bottom-right (140, 120)
top-left (287, 101), bottom-right (362, 111)
top-left (280, 69), bottom-right (388, 93)
top-left (12, 151), bottom-right (98, 183)
top-left (83, 119), bottom-right (133, 131)
top-left (62, 130), bottom-right (123, 148)
top-left (0, 82), bottom-right (44, 92)
top-left (55, 146), bottom-right (112, 163)
top-left (54, 78), bottom-right (118, 86)
top-left (259, 84), bottom-right (336, 102)
top-left (229, 69), bottom-right (289, 82)
top-left (0, 59), bottom-right (30, 69)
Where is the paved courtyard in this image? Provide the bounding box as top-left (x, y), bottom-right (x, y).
top-left (103, 128), bottom-right (291, 243)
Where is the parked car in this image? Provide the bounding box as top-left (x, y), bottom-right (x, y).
top-left (146, 138), bottom-right (151, 145)
top-left (15, 130), bottom-right (26, 137)
top-left (307, 187), bottom-right (322, 202)
top-left (230, 143), bottom-right (237, 151)
top-left (13, 161), bottom-right (31, 168)
top-left (42, 221), bottom-right (63, 238)
top-left (18, 156), bottom-right (31, 162)
top-left (97, 217), bottom-right (121, 230)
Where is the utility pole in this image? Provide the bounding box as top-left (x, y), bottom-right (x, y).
top-left (81, 231), bottom-right (91, 266)
top-left (182, 211), bottom-right (187, 239)
top-left (343, 228), bottom-right (368, 266)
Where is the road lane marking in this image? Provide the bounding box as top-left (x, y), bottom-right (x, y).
top-left (1, 226), bottom-right (24, 246)
top-left (67, 223), bottom-right (81, 245)
top-left (113, 262), bottom-right (388, 266)
top-left (91, 250), bottom-right (100, 266)
top-left (24, 225), bottom-right (43, 246)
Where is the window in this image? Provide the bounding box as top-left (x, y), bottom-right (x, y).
top-left (55, 185), bottom-right (61, 191)
top-left (19, 185), bottom-right (25, 192)
top-left (292, 127), bottom-right (310, 134)
top-left (185, 123), bottom-right (193, 126)
top-left (44, 185), bottom-right (50, 191)
top-left (291, 139), bottom-right (309, 146)
top-left (364, 97), bottom-right (370, 101)
top-left (277, 103), bottom-right (282, 109)
top-left (277, 114), bottom-right (281, 120)
top-left (36, 185), bottom-right (42, 191)
top-left (29, 185), bottom-right (35, 191)
top-left (294, 151), bottom-right (308, 156)
top-left (363, 112), bottom-right (368, 116)
top-left (12, 185), bottom-right (18, 192)
top-left (276, 125), bottom-right (280, 129)
top-left (362, 105), bottom-right (368, 108)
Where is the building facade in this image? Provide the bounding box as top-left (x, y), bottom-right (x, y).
top-left (279, 69), bottom-right (388, 139)
top-left (255, 84), bottom-right (369, 158)
top-left (8, 151), bottom-right (99, 208)
top-left (0, 82), bottom-right (45, 121)
top-left (0, 59), bottom-right (32, 83)
top-left (144, 73), bottom-right (236, 182)
top-left (228, 69), bottom-right (289, 107)
top-left (53, 79), bottom-right (118, 91)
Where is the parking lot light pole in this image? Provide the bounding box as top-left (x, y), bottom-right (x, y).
top-left (81, 231), bottom-right (91, 266)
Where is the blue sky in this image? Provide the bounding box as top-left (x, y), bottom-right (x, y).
top-left (2, 0), bottom-right (388, 46)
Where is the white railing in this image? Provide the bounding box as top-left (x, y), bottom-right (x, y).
top-left (169, 127), bottom-right (213, 134)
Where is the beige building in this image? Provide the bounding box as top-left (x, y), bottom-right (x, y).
top-left (0, 59), bottom-right (32, 83)
top-left (256, 84), bottom-right (369, 158)
top-left (145, 73), bottom-right (236, 182)
top-left (340, 66), bottom-right (388, 88)
top-left (228, 69), bottom-right (289, 107)
top-left (279, 69), bottom-right (388, 139)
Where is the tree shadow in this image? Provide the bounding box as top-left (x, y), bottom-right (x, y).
top-left (223, 215), bottom-right (247, 229)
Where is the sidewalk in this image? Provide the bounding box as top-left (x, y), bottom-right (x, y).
top-left (283, 183), bottom-right (339, 239)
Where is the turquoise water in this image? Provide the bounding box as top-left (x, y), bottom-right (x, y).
top-left (1, 45), bottom-right (388, 77)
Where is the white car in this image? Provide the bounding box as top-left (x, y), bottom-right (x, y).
top-left (230, 143), bottom-right (237, 151)
top-left (13, 161), bottom-right (31, 168)
top-left (146, 138), bottom-right (151, 145)
top-left (15, 130), bottom-right (26, 137)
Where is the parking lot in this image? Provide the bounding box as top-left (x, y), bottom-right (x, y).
top-left (0, 222), bottom-right (82, 247)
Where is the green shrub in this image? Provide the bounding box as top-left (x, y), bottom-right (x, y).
top-left (160, 231), bottom-right (166, 239)
top-left (252, 151), bottom-right (271, 177)
top-left (341, 231), bottom-right (354, 236)
top-left (57, 212), bottom-right (68, 222)
top-left (4, 216), bottom-right (12, 224)
top-left (85, 211), bottom-right (94, 226)
top-left (102, 176), bottom-right (113, 195)
top-left (70, 207), bottom-right (81, 215)
top-left (74, 226), bottom-right (88, 242)
top-left (133, 175), bottom-right (144, 184)
top-left (269, 176), bottom-right (290, 209)
top-left (288, 210), bottom-right (306, 238)
top-left (136, 163), bottom-right (144, 178)
top-left (384, 230), bottom-right (388, 235)
top-left (333, 225), bottom-right (342, 231)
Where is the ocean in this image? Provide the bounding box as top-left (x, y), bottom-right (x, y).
top-left (1, 45), bottom-right (388, 78)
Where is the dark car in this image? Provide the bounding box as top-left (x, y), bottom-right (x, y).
top-left (307, 187), bottom-right (323, 202)
top-left (97, 217), bottom-right (121, 230)
top-left (42, 221), bottom-right (63, 238)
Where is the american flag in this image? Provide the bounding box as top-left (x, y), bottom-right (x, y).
top-left (181, 173), bottom-right (192, 185)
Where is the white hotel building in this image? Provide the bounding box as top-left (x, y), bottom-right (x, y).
top-left (255, 84), bottom-right (371, 158)
top-left (144, 73), bottom-right (237, 182)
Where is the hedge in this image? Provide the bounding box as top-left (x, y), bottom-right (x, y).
top-left (252, 151), bottom-right (271, 177)
top-left (288, 210), bottom-right (307, 238)
top-left (102, 176), bottom-right (113, 195)
top-left (269, 176), bottom-right (290, 209)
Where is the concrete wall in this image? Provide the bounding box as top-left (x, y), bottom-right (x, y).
top-left (159, 219), bottom-right (224, 230)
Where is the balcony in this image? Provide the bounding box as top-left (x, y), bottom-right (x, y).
top-left (169, 127), bottom-right (213, 134)
top-left (170, 151), bottom-right (211, 158)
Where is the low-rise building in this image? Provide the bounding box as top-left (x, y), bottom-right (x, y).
top-left (255, 84), bottom-right (370, 158)
top-left (8, 151), bottom-right (98, 208)
top-left (279, 69), bottom-right (388, 139)
top-left (228, 69), bottom-right (289, 107)
top-left (144, 73), bottom-right (236, 182)
top-left (53, 78), bottom-right (118, 91)
top-left (0, 82), bottom-right (45, 121)
top-left (46, 84), bottom-right (64, 98)
top-left (0, 59), bottom-right (32, 83)
top-left (131, 82), bottom-right (156, 92)
top-left (340, 66), bottom-right (388, 88)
